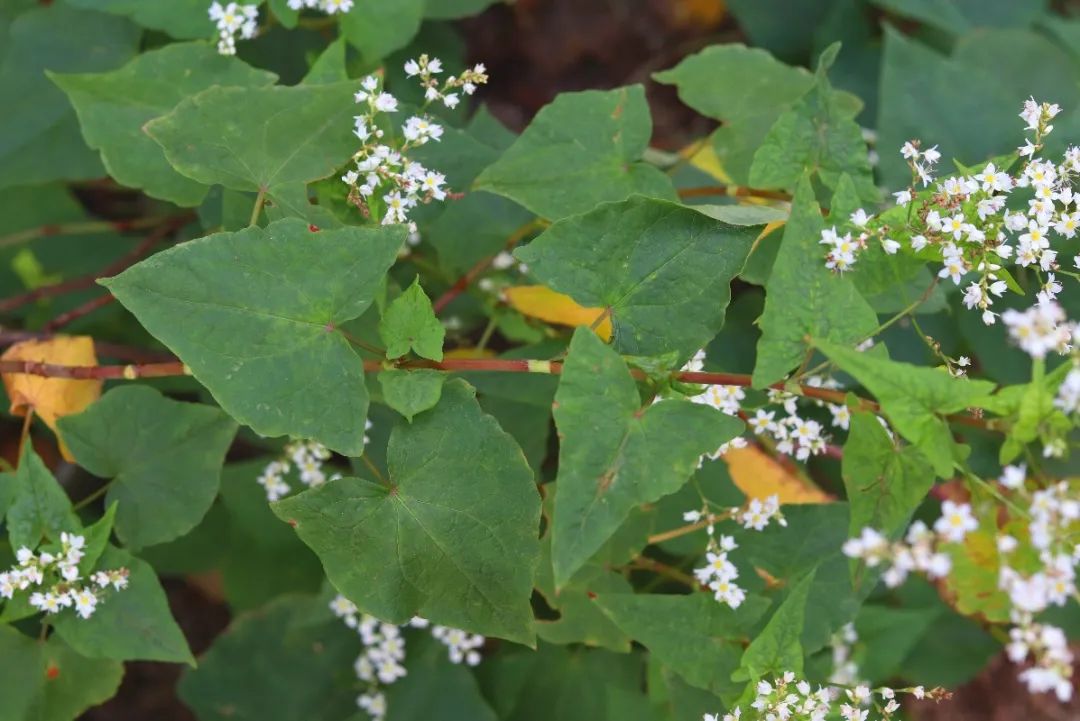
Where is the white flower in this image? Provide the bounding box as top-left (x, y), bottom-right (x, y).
top-left (933, 500), bottom-right (977, 543)
top-left (893, 189), bottom-right (912, 206)
top-left (374, 92), bottom-right (399, 113)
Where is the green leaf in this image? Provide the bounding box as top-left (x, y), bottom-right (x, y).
top-left (654, 44), bottom-right (861, 184)
top-left (52, 546), bottom-right (193, 665)
top-left (383, 635), bottom-right (499, 721)
top-left (378, 368), bottom-right (446, 421)
top-left (478, 642), bottom-right (653, 721)
top-left (815, 339), bottom-right (996, 477)
top-left (516, 196), bottom-right (758, 357)
top-left (0, 627), bottom-right (124, 721)
top-left (550, 328), bottom-right (742, 587)
top-left (475, 86), bottom-right (677, 220)
top-left (340, 0), bottom-right (425, 62)
top-left (534, 525), bottom-right (635, 652)
top-left (273, 380), bottom-right (541, 644)
top-left (749, 47), bottom-right (875, 201)
top-left (736, 569), bottom-right (815, 681)
top-left (595, 592), bottom-right (771, 697)
top-left (102, 219), bottom-right (404, 456)
top-left (752, 176), bottom-right (877, 387)
top-left (379, 278), bottom-right (446, 361)
top-left (178, 596), bottom-right (360, 721)
top-left (144, 82), bottom-right (360, 215)
top-left (5, 443), bottom-right (78, 550)
top-left (78, 502), bottom-right (117, 576)
top-left (302, 37), bottom-right (347, 85)
top-left (0, 5), bottom-right (139, 188)
top-left (66, 0), bottom-right (213, 38)
top-left (842, 412), bottom-right (935, 538)
top-left (58, 386), bottom-right (236, 549)
top-left (50, 42), bottom-right (276, 206)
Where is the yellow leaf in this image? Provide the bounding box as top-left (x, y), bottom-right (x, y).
top-left (723, 445), bottom-right (832, 504)
top-left (686, 143), bottom-right (732, 184)
top-left (504, 285), bottom-right (612, 341)
top-left (1, 336), bottom-right (102, 461)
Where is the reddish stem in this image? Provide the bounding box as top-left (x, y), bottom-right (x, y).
top-left (677, 185), bottom-right (792, 202)
top-left (43, 294), bottom-right (115, 332)
top-left (0, 214), bottom-right (191, 315)
top-left (432, 220), bottom-right (543, 314)
top-left (0, 355), bottom-right (993, 430)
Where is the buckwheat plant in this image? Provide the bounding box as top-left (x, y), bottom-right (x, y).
top-left (823, 99), bottom-right (1079, 329)
top-left (0, 533), bottom-right (128, 620)
top-left (341, 56), bottom-right (489, 229)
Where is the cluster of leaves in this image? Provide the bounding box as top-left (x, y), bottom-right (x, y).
top-left (0, 0), bottom-right (1079, 719)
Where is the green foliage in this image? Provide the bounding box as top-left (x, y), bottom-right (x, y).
top-left (378, 368), bottom-right (446, 421)
top-left (52, 547), bottom-right (194, 665)
top-left (0, 4), bottom-right (139, 188)
top-left (379, 279), bottom-right (446, 361)
top-left (2, 2), bottom-right (1078, 717)
top-left (752, 176), bottom-right (877, 387)
top-left (273, 380), bottom-right (541, 644)
top-left (4, 444), bottom-right (78, 550)
top-left (58, 386), bottom-right (237, 549)
top-left (550, 329), bottom-right (741, 586)
top-left (51, 42), bottom-right (277, 206)
top-left (816, 339), bottom-right (996, 477)
top-left (104, 219), bottom-right (404, 455)
top-left (0, 626), bottom-right (124, 721)
top-left (475, 86), bottom-right (677, 220)
top-left (842, 411), bottom-right (935, 537)
top-left (145, 82), bottom-right (359, 218)
top-left (517, 198), bottom-right (758, 357)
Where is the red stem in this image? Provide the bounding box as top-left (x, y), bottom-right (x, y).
top-left (677, 185), bottom-right (792, 202)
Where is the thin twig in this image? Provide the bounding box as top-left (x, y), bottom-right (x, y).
top-left (432, 220), bottom-right (545, 313)
top-left (0, 214), bottom-right (192, 315)
top-left (0, 214), bottom-right (189, 250)
top-left (43, 294), bottom-right (115, 332)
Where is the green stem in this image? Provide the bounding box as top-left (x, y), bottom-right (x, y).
top-left (73, 482), bottom-right (113, 511)
top-left (250, 188), bottom-right (267, 227)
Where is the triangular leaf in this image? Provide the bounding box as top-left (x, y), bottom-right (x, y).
top-left (103, 218), bottom-right (404, 455)
top-left (550, 328), bottom-right (742, 587)
top-left (516, 197), bottom-right (758, 357)
top-left (273, 380), bottom-right (541, 644)
top-left (58, 386), bottom-right (237, 550)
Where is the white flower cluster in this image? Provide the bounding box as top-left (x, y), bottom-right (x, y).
top-left (1054, 365), bottom-right (1080, 414)
top-left (992, 469), bottom-right (1079, 699)
top-left (257, 438), bottom-right (345, 501)
top-left (828, 623), bottom-right (862, 688)
top-left (329, 595), bottom-right (485, 719)
top-left (341, 55), bottom-right (488, 230)
top-left (209, 2), bottom-right (258, 56)
top-left (0, 533), bottom-right (128, 620)
top-left (824, 99), bottom-right (1080, 337)
top-left (705, 673), bottom-right (928, 721)
top-left (842, 501), bottom-right (977, 587)
top-left (287, 0), bottom-right (354, 13)
top-left (1001, 301), bottom-right (1075, 359)
top-left (681, 351), bottom-right (843, 463)
top-left (685, 496), bottom-right (785, 609)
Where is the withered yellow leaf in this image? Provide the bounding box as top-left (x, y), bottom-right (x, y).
top-left (504, 285), bottom-right (613, 341)
top-left (2, 336), bottom-right (102, 461)
top-left (723, 445), bottom-right (832, 504)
